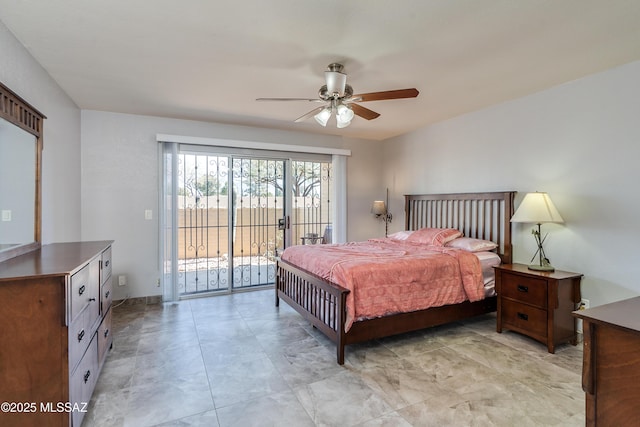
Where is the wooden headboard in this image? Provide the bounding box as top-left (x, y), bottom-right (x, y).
top-left (404, 191), bottom-right (516, 264)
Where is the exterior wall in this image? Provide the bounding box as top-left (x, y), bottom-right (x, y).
top-left (176, 205), bottom-right (328, 259)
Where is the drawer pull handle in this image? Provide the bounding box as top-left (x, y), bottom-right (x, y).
top-left (517, 312), bottom-right (529, 321)
top-left (517, 285), bottom-right (529, 293)
top-left (105, 260), bottom-right (110, 268)
top-left (104, 329), bottom-right (110, 338)
top-left (105, 290), bottom-right (110, 299)
top-left (78, 285), bottom-right (86, 296)
top-left (83, 370), bottom-right (91, 384)
top-left (77, 329), bottom-right (85, 342)
top-left (89, 298), bottom-right (96, 302)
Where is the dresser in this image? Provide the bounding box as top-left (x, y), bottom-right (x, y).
top-left (0, 241), bottom-right (113, 427)
top-left (573, 297), bottom-right (640, 426)
top-left (495, 263), bottom-right (582, 353)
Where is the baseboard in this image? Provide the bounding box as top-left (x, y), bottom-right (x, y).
top-left (113, 295), bottom-right (162, 306)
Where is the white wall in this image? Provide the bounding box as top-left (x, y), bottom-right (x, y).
top-left (341, 136), bottom-right (388, 239)
top-left (81, 111), bottom-right (382, 299)
top-left (0, 20), bottom-right (82, 244)
top-left (383, 60), bottom-right (640, 307)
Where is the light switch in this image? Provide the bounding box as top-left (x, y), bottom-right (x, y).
top-left (145, 209), bottom-right (153, 220)
top-left (1, 210), bottom-right (11, 221)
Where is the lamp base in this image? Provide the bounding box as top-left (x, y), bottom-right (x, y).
top-left (528, 264), bottom-right (555, 272)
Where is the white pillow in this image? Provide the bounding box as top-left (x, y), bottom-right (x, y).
top-left (387, 230), bottom-right (414, 241)
top-left (446, 237), bottom-right (498, 252)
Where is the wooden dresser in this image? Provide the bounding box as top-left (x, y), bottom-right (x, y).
top-left (573, 297), bottom-right (640, 426)
top-left (0, 241), bottom-right (113, 427)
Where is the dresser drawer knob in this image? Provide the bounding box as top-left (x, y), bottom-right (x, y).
top-left (83, 370), bottom-right (91, 384)
top-left (105, 260), bottom-right (110, 268)
top-left (89, 298), bottom-right (96, 302)
top-left (78, 285), bottom-right (86, 296)
top-left (77, 329), bottom-right (85, 342)
top-left (517, 312), bottom-right (529, 321)
top-left (104, 329), bottom-right (110, 338)
top-left (105, 290), bottom-right (110, 299)
top-left (517, 285), bottom-right (529, 293)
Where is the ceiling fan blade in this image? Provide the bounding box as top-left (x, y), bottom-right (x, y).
top-left (256, 97), bottom-right (324, 102)
top-left (351, 103), bottom-right (380, 120)
top-left (294, 106), bottom-right (326, 123)
top-left (351, 88), bottom-right (419, 102)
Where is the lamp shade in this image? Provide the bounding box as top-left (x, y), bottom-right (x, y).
top-left (371, 200), bottom-right (386, 215)
top-left (314, 107), bottom-right (331, 127)
top-left (511, 192), bottom-right (564, 224)
top-left (336, 104), bottom-right (354, 122)
top-left (336, 118), bottom-right (351, 128)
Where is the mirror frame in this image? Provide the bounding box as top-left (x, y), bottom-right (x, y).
top-left (0, 81), bottom-right (46, 262)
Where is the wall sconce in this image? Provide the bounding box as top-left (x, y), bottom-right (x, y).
top-left (371, 189), bottom-right (393, 237)
top-left (510, 191), bottom-right (564, 271)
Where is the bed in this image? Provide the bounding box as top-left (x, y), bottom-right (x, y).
top-left (275, 191), bottom-right (515, 365)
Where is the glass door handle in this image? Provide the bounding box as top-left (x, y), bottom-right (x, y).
top-left (278, 217), bottom-right (289, 230)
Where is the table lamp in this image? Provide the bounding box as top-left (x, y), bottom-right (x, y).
top-left (510, 192), bottom-right (564, 271)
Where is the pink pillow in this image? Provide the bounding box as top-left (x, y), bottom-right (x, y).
top-left (406, 228), bottom-right (462, 246)
top-left (446, 237), bottom-right (498, 252)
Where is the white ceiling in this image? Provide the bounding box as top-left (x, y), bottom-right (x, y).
top-left (1, 0), bottom-right (640, 140)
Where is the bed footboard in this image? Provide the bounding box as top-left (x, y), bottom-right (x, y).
top-left (276, 259), bottom-right (350, 364)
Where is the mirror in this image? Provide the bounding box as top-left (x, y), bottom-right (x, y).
top-left (0, 81), bottom-right (45, 263)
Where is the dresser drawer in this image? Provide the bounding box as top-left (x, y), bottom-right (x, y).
top-left (500, 273), bottom-right (547, 308)
top-left (502, 300), bottom-right (547, 338)
top-left (68, 308), bottom-right (93, 372)
top-left (70, 258), bottom-right (100, 324)
top-left (70, 264), bottom-right (90, 322)
top-left (101, 246), bottom-right (112, 284)
top-left (98, 307), bottom-right (113, 366)
top-left (70, 334), bottom-right (98, 427)
top-left (101, 274), bottom-right (113, 315)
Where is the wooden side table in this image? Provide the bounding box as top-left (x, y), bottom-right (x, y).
top-left (495, 263), bottom-right (582, 353)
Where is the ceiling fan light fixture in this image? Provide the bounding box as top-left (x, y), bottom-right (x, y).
top-left (336, 118), bottom-right (351, 128)
top-left (257, 63), bottom-right (419, 129)
top-left (336, 103), bottom-right (355, 122)
top-left (314, 107), bottom-right (331, 127)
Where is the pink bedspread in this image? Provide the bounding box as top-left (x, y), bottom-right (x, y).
top-left (280, 239), bottom-right (485, 331)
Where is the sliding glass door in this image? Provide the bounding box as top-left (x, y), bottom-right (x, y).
top-left (161, 144), bottom-right (333, 299)
top-left (230, 157), bottom-right (284, 291)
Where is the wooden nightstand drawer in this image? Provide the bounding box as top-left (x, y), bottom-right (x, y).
top-left (501, 274), bottom-right (547, 308)
top-left (502, 300), bottom-right (547, 338)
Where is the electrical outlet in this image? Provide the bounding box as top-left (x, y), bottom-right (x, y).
top-left (118, 275), bottom-right (127, 286)
top-left (580, 299), bottom-right (590, 310)
top-left (1, 210), bottom-right (11, 221)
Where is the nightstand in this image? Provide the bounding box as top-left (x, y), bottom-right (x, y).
top-left (495, 263), bottom-right (582, 353)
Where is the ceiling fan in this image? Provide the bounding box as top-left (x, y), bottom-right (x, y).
top-left (256, 63), bottom-right (419, 128)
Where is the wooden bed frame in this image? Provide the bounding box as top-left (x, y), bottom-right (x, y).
top-left (276, 191), bottom-right (515, 364)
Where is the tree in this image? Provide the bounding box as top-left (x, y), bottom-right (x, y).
top-left (179, 156), bottom-right (330, 199)
top-left (234, 159), bottom-right (328, 197)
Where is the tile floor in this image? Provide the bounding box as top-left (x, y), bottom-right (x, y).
top-left (83, 289), bottom-right (585, 427)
